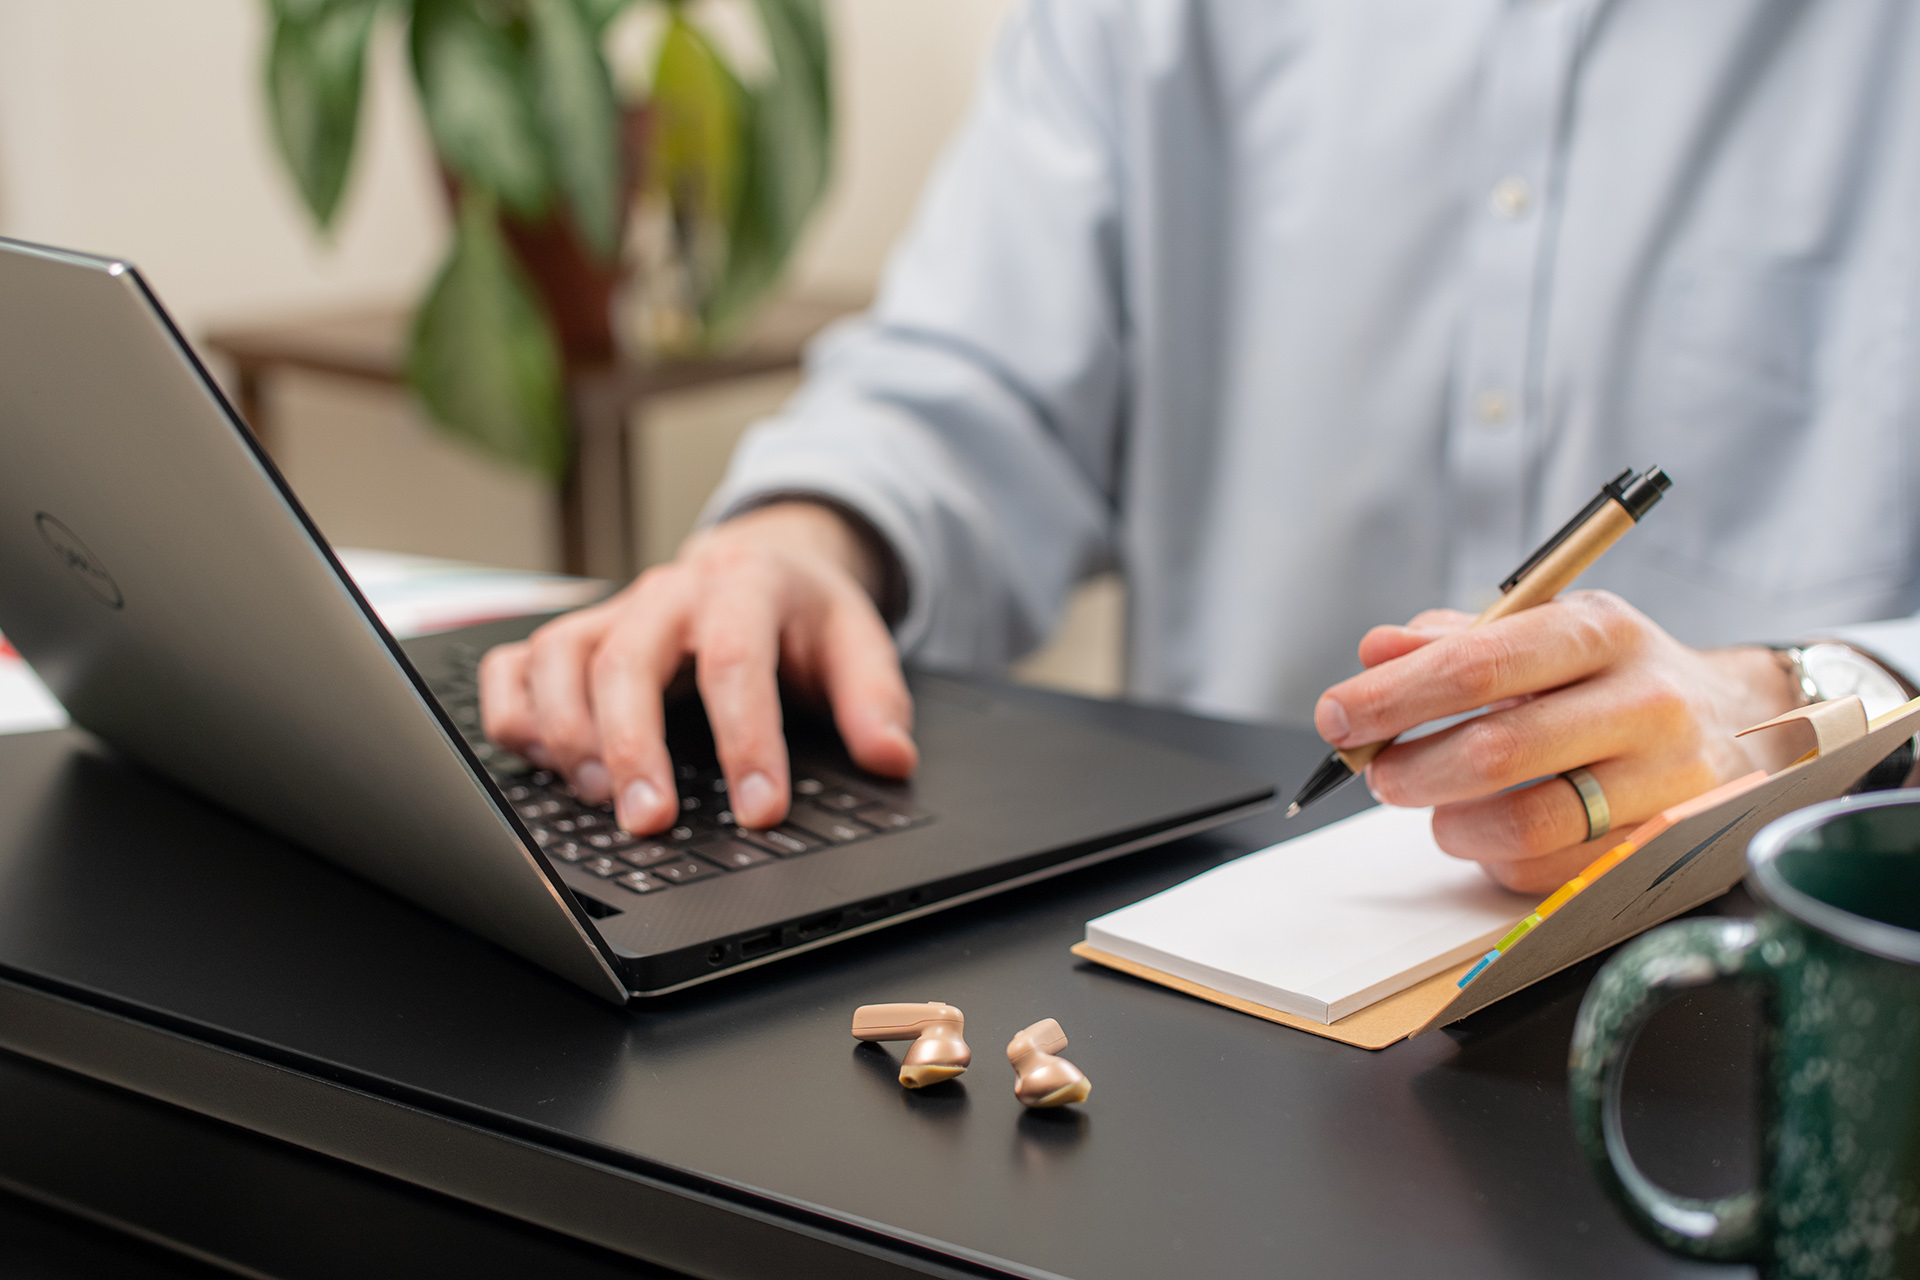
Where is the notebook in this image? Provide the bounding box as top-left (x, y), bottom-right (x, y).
top-left (1082, 805), bottom-right (1530, 1023)
top-left (1076, 695), bottom-right (1920, 1049)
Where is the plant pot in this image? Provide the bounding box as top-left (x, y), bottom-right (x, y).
top-left (438, 104), bottom-right (654, 368)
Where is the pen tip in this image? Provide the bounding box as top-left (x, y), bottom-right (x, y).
top-left (1286, 751), bottom-right (1360, 817)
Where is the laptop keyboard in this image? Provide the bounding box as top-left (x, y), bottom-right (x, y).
top-left (428, 647), bottom-right (934, 899)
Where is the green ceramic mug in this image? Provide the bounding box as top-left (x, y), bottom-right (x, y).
top-left (1569, 791), bottom-right (1920, 1278)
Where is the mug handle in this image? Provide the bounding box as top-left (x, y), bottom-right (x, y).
top-left (1568, 918), bottom-right (1772, 1263)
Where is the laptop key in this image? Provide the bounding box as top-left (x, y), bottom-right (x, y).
top-left (651, 857), bottom-right (722, 885)
top-left (617, 842), bottom-right (682, 869)
top-left (853, 803), bottom-right (929, 831)
top-left (586, 830), bottom-right (636, 850)
top-left (785, 805), bottom-right (870, 844)
top-left (815, 790), bottom-right (868, 813)
top-left (549, 841), bottom-right (585, 863)
top-left (580, 856), bottom-right (623, 878)
top-left (736, 827), bottom-right (811, 857)
top-left (692, 838), bottom-right (775, 870)
top-left (793, 777), bottom-right (824, 796)
top-left (614, 870), bottom-right (669, 895)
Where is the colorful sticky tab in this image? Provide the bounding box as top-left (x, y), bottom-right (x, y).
top-left (1454, 770), bottom-right (1774, 992)
top-left (1457, 950), bottom-right (1499, 988)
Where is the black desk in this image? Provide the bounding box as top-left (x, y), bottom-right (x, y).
top-left (0, 684), bottom-right (1756, 1279)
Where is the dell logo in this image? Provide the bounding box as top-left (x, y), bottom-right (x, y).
top-left (36, 513), bottom-right (124, 609)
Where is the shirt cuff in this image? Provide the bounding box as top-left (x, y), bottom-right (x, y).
top-left (1815, 620), bottom-right (1920, 694)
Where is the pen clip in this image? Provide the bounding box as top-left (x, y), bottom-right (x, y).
top-left (1497, 468), bottom-right (1639, 595)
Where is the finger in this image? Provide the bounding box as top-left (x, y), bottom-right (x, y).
top-left (815, 586), bottom-right (917, 778)
top-left (1357, 624), bottom-right (1446, 669)
top-left (478, 642), bottom-right (539, 751)
top-left (1357, 611), bottom-right (1473, 671)
top-left (691, 570), bottom-right (791, 829)
top-left (1426, 755), bottom-right (1664, 894)
top-left (1316, 593), bottom-right (1638, 746)
top-left (1404, 608), bottom-right (1474, 633)
top-left (524, 610), bottom-right (617, 798)
top-left (1431, 765), bottom-right (1630, 884)
top-left (1462, 828), bottom-right (1603, 896)
top-left (1368, 670), bottom-right (1678, 808)
top-left (590, 574), bottom-right (699, 834)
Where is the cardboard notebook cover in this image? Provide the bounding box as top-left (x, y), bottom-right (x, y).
top-left (1073, 695), bottom-right (1920, 1050)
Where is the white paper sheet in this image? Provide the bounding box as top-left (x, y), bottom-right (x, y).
top-left (0, 640), bottom-right (67, 735)
top-left (331, 548), bottom-right (606, 640)
top-left (1084, 805), bottom-right (1533, 1023)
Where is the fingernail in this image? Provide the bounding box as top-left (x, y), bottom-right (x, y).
top-left (620, 779), bottom-right (661, 829)
top-left (572, 759), bottom-right (611, 803)
top-left (735, 771), bottom-right (777, 822)
top-left (1316, 697), bottom-right (1350, 744)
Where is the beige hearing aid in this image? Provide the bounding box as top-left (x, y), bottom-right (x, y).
top-left (1007, 1018), bottom-right (1091, 1108)
top-left (851, 1002), bottom-right (971, 1087)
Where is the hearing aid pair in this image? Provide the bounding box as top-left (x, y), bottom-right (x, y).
top-left (850, 1003), bottom-right (1091, 1107)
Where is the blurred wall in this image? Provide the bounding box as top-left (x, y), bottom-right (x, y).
top-left (0, 0), bottom-right (1122, 697)
top-left (0, 0), bottom-right (1014, 333)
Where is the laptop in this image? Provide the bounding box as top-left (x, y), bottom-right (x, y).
top-left (0, 237), bottom-right (1274, 1001)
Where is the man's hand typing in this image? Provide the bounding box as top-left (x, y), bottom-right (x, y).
top-left (477, 502), bottom-right (917, 835)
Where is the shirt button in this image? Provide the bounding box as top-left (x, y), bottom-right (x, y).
top-left (1475, 389), bottom-right (1511, 426)
top-left (1489, 176), bottom-right (1531, 219)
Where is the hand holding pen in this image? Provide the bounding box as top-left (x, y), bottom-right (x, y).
top-left (1293, 467), bottom-right (1813, 893)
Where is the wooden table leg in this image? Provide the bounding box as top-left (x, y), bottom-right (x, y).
top-left (561, 374), bottom-right (638, 582)
top-left (233, 364), bottom-right (271, 455)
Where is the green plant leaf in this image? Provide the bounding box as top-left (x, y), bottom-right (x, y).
top-left (264, 0), bottom-right (380, 229)
top-left (528, 0), bottom-right (622, 259)
top-left (575, 0), bottom-right (632, 34)
top-left (650, 12), bottom-right (745, 234)
top-left (409, 0), bottom-right (552, 216)
top-left (408, 189), bottom-right (570, 481)
top-left (704, 0), bottom-right (832, 334)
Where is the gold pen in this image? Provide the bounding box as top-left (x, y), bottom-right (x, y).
top-left (1286, 465), bottom-right (1672, 818)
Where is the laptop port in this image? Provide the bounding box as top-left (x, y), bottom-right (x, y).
top-left (794, 911), bottom-right (841, 942)
top-left (707, 945), bottom-right (727, 966)
top-left (739, 929), bottom-right (778, 959)
top-left (849, 896), bottom-right (890, 923)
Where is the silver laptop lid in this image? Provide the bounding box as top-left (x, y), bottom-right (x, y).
top-left (0, 237), bottom-right (626, 1002)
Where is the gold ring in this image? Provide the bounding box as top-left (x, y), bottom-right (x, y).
top-left (1561, 767), bottom-right (1611, 843)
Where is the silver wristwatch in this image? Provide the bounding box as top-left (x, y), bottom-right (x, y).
top-left (1771, 642), bottom-right (1919, 790)
top-left (1773, 642), bottom-right (1915, 718)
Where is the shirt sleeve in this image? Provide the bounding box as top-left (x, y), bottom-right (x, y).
top-left (1823, 618), bottom-right (1920, 689)
top-left (701, 0), bottom-right (1128, 669)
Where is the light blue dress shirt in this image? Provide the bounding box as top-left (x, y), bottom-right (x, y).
top-left (708, 0), bottom-right (1920, 726)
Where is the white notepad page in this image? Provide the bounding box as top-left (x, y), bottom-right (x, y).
top-left (1085, 806), bottom-right (1533, 1023)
